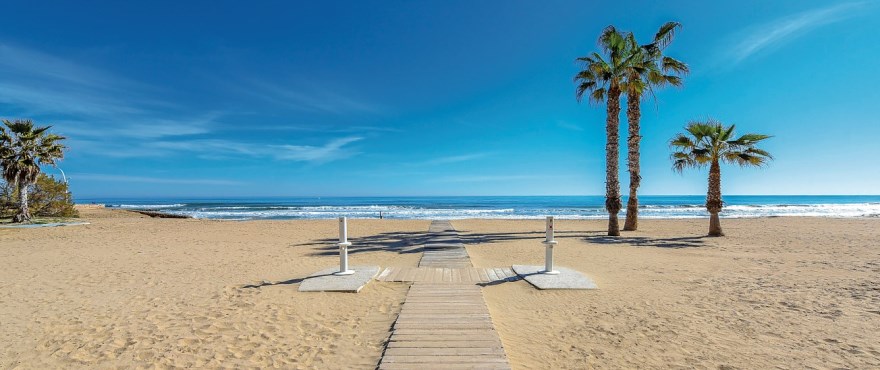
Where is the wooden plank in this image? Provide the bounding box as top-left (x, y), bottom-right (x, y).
top-left (401, 301), bottom-right (484, 305)
top-left (397, 313), bottom-right (490, 318)
top-left (386, 267), bottom-right (403, 281)
top-left (414, 267), bottom-right (428, 282)
top-left (485, 268), bottom-right (500, 281)
top-left (431, 267), bottom-right (443, 281)
top-left (378, 222), bottom-right (509, 368)
top-left (380, 363), bottom-right (510, 370)
top-left (465, 268), bottom-right (478, 282)
top-left (391, 329), bottom-right (501, 336)
top-left (376, 267), bottom-right (392, 281)
top-left (477, 268), bottom-right (491, 282)
top-left (383, 348), bottom-right (506, 356)
top-left (393, 324), bottom-right (496, 330)
top-left (406, 289), bottom-right (480, 294)
top-left (395, 319), bottom-right (493, 324)
top-left (401, 267), bottom-right (418, 282)
top-left (401, 304), bottom-right (485, 307)
top-left (390, 333), bottom-right (502, 341)
top-left (394, 318), bottom-right (493, 323)
top-left (387, 340), bottom-right (502, 348)
top-left (381, 355), bottom-right (509, 363)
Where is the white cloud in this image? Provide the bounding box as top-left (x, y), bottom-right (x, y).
top-left (728, 2), bottom-right (868, 65)
top-left (0, 43), bottom-right (142, 91)
top-left (243, 79), bottom-right (380, 115)
top-left (0, 42), bottom-right (374, 163)
top-left (57, 114), bottom-right (218, 139)
top-left (418, 152), bottom-right (493, 166)
top-left (557, 121), bottom-right (584, 132)
top-left (149, 136), bottom-right (363, 163)
top-left (273, 137), bottom-right (363, 162)
top-left (0, 42), bottom-right (221, 141)
top-left (435, 174), bottom-right (543, 183)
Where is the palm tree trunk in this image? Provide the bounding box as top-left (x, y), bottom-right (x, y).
top-left (623, 92), bottom-right (641, 231)
top-left (706, 160), bottom-right (723, 236)
top-left (605, 86), bottom-right (622, 236)
top-left (13, 181), bottom-right (31, 223)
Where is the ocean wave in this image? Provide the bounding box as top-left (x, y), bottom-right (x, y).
top-left (103, 200), bottom-right (880, 220)
top-left (109, 203), bottom-right (185, 209)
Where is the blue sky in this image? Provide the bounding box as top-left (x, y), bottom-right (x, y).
top-left (1, 1), bottom-right (878, 198)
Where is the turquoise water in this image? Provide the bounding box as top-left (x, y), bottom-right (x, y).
top-left (80, 195), bottom-right (880, 220)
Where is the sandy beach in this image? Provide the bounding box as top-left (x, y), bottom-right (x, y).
top-left (1, 207), bottom-right (879, 369)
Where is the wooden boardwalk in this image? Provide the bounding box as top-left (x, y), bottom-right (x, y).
top-left (376, 266), bottom-right (518, 284)
top-left (419, 220), bottom-right (473, 269)
top-left (379, 283), bottom-right (510, 369)
top-left (378, 221), bottom-right (511, 369)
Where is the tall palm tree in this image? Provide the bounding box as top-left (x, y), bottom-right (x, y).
top-left (575, 26), bottom-right (635, 236)
top-left (0, 119), bottom-right (66, 223)
top-left (621, 22), bottom-right (689, 231)
top-left (670, 119), bottom-right (772, 236)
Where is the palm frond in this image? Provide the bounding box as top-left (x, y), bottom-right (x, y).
top-left (732, 133), bottom-right (773, 145)
top-left (599, 25), bottom-right (626, 55)
top-left (589, 88), bottom-right (607, 105)
top-left (653, 21), bottom-right (681, 50)
top-left (669, 134), bottom-right (695, 149)
top-left (0, 119), bottom-right (67, 185)
top-left (671, 118), bottom-right (773, 172)
top-left (720, 124), bottom-right (736, 142)
top-left (661, 56), bottom-right (689, 75)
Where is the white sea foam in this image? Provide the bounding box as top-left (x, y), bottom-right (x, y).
top-left (110, 204), bottom-right (185, 209)
top-left (106, 201), bottom-right (880, 220)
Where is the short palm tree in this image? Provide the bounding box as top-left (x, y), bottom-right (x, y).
top-left (670, 119), bottom-right (772, 236)
top-left (575, 25), bottom-right (635, 236)
top-left (621, 22), bottom-right (689, 231)
top-left (0, 119), bottom-right (67, 223)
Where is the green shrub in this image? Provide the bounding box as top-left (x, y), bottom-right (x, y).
top-left (0, 174), bottom-right (79, 218)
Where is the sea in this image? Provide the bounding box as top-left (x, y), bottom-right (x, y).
top-left (79, 195), bottom-right (880, 221)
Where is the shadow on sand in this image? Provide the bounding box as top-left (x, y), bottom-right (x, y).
top-left (584, 235), bottom-right (709, 249)
top-left (294, 227), bottom-right (708, 257)
top-left (241, 272), bottom-right (333, 289)
top-left (294, 230), bottom-right (434, 257)
top-left (296, 229), bottom-right (607, 257)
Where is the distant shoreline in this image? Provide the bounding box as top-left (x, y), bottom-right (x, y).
top-left (79, 195), bottom-right (880, 220)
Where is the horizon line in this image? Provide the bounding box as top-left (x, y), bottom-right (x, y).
top-left (74, 194), bottom-right (880, 201)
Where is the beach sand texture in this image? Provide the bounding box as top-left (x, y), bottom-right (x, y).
top-left (0, 208), bottom-right (425, 369)
top-left (1, 207), bottom-right (878, 369)
top-left (457, 218), bottom-right (880, 369)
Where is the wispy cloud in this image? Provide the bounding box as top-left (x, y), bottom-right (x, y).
top-left (243, 79), bottom-right (380, 115)
top-left (0, 42), bottom-right (375, 163)
top-left (727, 2), bottom-right (868, 65)
top-left (150, 136), bottom-right (363, 163)
top-left (556, 121), bottom-right (584, 132)
top-left (274, 137), bottom-right (363, 162)
top-left (71, 173), bottom-right (242, 186)
top-left (0, 42), bottom-right (220, 140)
top-left (58, 114), bottom-right (219, 140)
top-left (417, 152), bottom-right (493, 166)
top-left (0, 44), bottom-right (144, 92)
top-left (0, 42), bottom-right (166, 115)
top-left (434, 174), bottom-right (544, 183)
